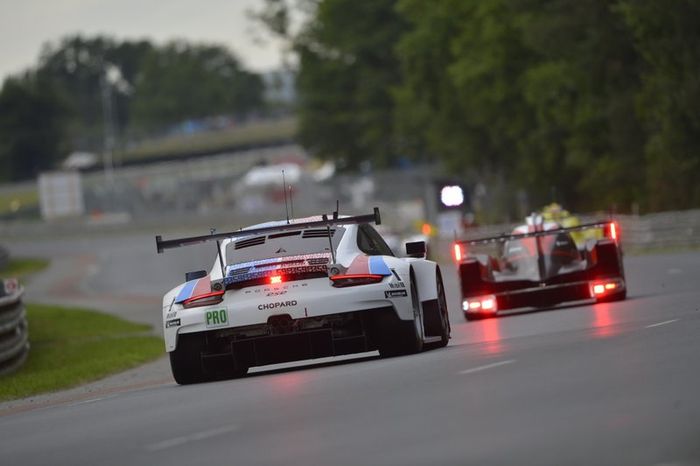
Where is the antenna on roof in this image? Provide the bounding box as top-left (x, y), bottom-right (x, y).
top-left (322, 213), bottom-right (337, 264)
top-left (282, 170), bottom-right (290, 224)
top-left (333, 200), bottom-right (339, 219)
top-left (210, 228), bottom-right (226, 282)
top-left (288, 185), bottom-right (295, 220)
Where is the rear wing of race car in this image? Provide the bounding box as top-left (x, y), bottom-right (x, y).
top-left (452, 220), bottom-right (619, 262)
top-left (155, 207), bottom-right (382, 254)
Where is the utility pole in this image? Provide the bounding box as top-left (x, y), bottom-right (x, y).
top-left (100, 64), bottom-right (116, 189)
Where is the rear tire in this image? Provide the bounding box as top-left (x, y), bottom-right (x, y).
top-left (170, 333), bottom-right (249, 384)
top-left (169, 333), bottom-right (207, 385)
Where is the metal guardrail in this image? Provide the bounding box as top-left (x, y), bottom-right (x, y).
top-left (0, 279), bottom-right (29, 376)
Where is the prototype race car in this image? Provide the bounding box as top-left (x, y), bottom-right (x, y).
top-left (156, 208), bottom-right (450, 384)
top-left (454, 214), bottom-right (626, 320)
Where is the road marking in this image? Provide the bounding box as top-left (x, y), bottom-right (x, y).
top-left (646, 319), bottom-right (678, 329)
top-left (146, 424), bottom-right (239, 452)
top-left (69, 395), bottom-right (115, 407)
top-left (458, 359), bottom-right (516, 375)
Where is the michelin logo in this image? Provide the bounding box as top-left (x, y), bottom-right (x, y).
top-left (385, 290), bottom-right (408, 298)
top-left (258, 300), bottom-right (298, 310)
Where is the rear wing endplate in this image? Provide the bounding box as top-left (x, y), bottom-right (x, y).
top-left (156, 207), bottom-right (382, 254)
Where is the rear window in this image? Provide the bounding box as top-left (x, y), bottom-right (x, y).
top-left (226, 227), bottom-right (345, 265)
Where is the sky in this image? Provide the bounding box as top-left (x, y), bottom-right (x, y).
top-left (0, 0), bottom-right (286, 81)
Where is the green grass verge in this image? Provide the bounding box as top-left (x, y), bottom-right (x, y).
top-left (123, 117), bottom-right (297, 162)
top-left (0, 258), bottom-right (50, 280)
top-left (0, 188), bottom-right (38, 215)
top-left (0, 303), bottom-right (164, 401)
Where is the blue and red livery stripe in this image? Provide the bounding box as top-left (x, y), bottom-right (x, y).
top-left (175, 276), bottom-right (211, 304)
top-left (346, 255), bottom-right (392, 276)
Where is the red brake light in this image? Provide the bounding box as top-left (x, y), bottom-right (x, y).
top-left (453, 243), bottom-right (463, 262)
top-left (182, 290), bottom-right (225, 308)
top-left (270, 275), bottom-right (283, 284)
top-left (330, 274), bottom-right (384, 287)
top-left (462, 295), bottom-right (498, 313)
top-left (610, 222), bottom-right (618, 242)
top-left (590, 280), bottom-right (623, 298)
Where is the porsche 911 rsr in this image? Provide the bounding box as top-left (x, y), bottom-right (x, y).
top-left (454, 218), bottom-right (626, 321)
top-left (156, 208), bottom-right (450, 384)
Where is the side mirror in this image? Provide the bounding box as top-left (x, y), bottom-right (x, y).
top-left (185, 270), bottom-right (207, 282)
top-left (405, 241), bottom-right (427, 258)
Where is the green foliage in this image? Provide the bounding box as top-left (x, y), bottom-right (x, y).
top-left (616, 0), bottom-right (700, 210)
top-left (37, 36), bottom-right (153, 149)
top-left (130, 42), bottom-right (264, 131)
top-left (0, 35), bottom-right (268, 182)
top-left (261, 0), bottom-right (700, 213)
top-left (294, 0), bottom-right (406, 169)
top-left (0, 73), bottom-right (68, 181)
top-left (0, 303), bottom-right (163, 401)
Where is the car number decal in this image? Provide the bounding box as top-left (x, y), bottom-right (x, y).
top-left (205, 309), bottom-right (228, 328)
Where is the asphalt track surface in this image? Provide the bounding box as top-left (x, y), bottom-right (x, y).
top-left (2, 233), bottom-right (700, 465)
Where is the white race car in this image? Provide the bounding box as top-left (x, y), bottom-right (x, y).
top-left (156, 208), bottom-right (451, 384)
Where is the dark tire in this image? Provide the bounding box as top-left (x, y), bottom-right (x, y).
top-left (433, 269), bottom-right (450, 348)
top-left (169, 333), bottom-right (208, 385)
top-left (465, 312), bottom-right (481, 321)
top-left (377, 270), bottom-right (424, 357)
top-left (170, 334), bottom-right (249, 384)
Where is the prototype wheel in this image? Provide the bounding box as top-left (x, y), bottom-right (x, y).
top-left (376, 270), bottom-right (424, 357)
top-left (169, 333), bottom-right (208, 385)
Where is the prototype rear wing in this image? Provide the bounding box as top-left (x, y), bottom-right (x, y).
top-left (453, 220), bottom-right (618, 261)
top-left (155, 207), bottom-right (382, 254)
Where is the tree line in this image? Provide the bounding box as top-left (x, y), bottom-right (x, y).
top-left (257, 0), bottom-right (700, 213)
top-left (0, 36), bottom-right (265, 181)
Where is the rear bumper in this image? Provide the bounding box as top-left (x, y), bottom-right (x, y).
top-left (182, 307), bottom-right (394, 369)
top-left (163, 275), bottom-right (413, 352)
top-left (464, 277), bottom-right (626, 313)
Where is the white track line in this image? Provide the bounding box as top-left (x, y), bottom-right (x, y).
top-left (458, 359), bottom-right (516, 375)
top-left (146, 424), bottom-right (239, 452)
top-left (645, 319), bottom-right (679, 329)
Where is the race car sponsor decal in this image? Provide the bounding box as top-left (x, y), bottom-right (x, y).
top-left (258, 300), bottom-right (298, 311)
top-left (174, 276), bottom-right (211, 304)
top-left (244, 283), bottom-right (308, 295)
top-left (346, 255), bottom-right (392, 276)
top-left (385, 289), bottom-right (408, 298)
top-left (165, 311), bottom-right (178, 319)
top-left (205, 309), bottom-right (228, 327)
top-left (388, 281), bottom-right (406, 289)
top-left (165, 318), bottom-right (181, 328)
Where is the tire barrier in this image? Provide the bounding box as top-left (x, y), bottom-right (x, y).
top-left (0, 245), bottom-right (9, 270)
top-left (0, 279), bottom-right (29, 376)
